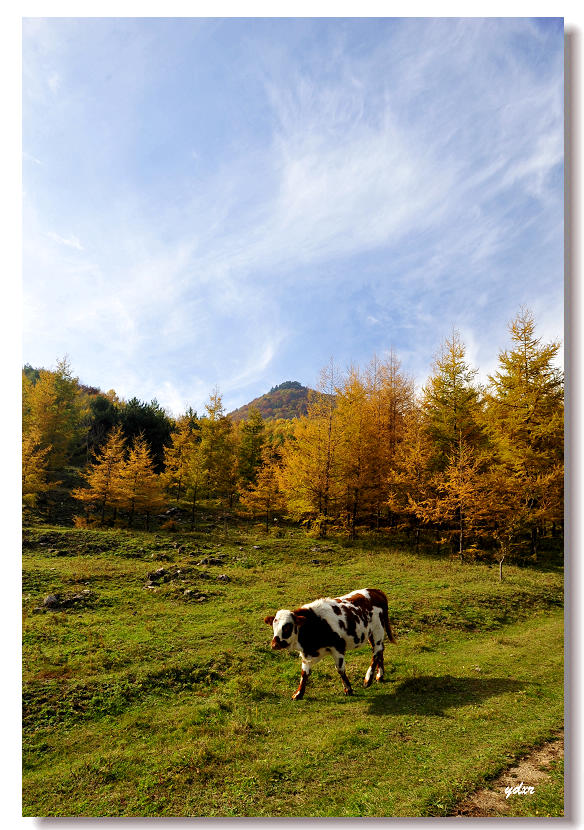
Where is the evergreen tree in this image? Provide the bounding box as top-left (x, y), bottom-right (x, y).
top-left (118, 397), bottom-right (173, 473)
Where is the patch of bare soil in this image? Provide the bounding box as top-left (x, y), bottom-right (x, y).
top-left (453, 732), bottom-right (564, 817)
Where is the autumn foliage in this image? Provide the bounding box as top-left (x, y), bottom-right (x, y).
top-left (22, 310), bottom-right (563, 559)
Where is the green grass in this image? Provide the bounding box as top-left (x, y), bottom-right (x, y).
top-left (22, 523), bottom-right (564, 817)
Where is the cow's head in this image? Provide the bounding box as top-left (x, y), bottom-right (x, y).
top-left (264, 609), bottom-right (303, 650)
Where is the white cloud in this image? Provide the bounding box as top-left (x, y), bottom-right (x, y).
top-left (46, 231), bottom-right (84, 251)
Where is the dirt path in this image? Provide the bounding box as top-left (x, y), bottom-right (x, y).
top-left (453, 732), bottom-right (564, 817)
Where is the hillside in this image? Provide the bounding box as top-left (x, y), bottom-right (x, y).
top-left (228, 381), bottom-right (312, 422)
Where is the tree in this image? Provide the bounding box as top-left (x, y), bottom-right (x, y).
top-left (118, 397), bottom-right (173, 473)
top-left (387, 404), bottom-right (435, 549)
top-left (200, 389), bottom-right (237, 506)
top-left (414, 332), bottom-right (487, 554)
top-left (335, 366), bottom-right (371, 537)
top-left (413, 441), bottom-right (487, 558)
top-left (22, 428), bottom-right (51, 508)
top-left (484, 308), bottom-right (564, 556)
top-left (279, 360), bottom-right (343, 535)
top-left (85, 394), bottom-right (119, 458)
top-left (240, 446), bottom-right (287, 531)
top-left (121, 433), bottom-right (165, 529)
top-left (185, 439), bottom-right (206, 530)
top-left (162, 417), bottom-right (199, 503)
top-left (422, 331), bottom-right (484, 471)
top-left (363, 352), bottom-right (414, 528)
top-left (22, 357), bottom-right (85, 481)
top-left (72, 425), bottom-right (126, 524)
top-left (237, 407), bottom-right (266, 489)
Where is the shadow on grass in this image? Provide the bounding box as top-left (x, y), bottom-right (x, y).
top-left (367, 674), bottom-right (525, 717)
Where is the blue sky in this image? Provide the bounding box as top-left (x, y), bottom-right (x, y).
top-left (22, 17), bottom-right (564, 415)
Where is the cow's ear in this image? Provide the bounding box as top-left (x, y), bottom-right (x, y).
top-left (264, 615), bottom-right (275, 626)
top-left (293, 610), bottom-right (308, 628)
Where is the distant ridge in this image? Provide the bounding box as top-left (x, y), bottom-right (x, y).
top-left (228, 381), bottom-right (312, 422)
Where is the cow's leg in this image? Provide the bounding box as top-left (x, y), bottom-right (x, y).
top-left (292, 661), bottom-right (310, 700)
top-left (364, 652), bottom-right (379, 687)
top-left (375, 645), bottom-right (385, 682)
top-left (364, 634), bottom-right (378, 687)
top-left (333, 650), bottom-right (353, 696)
top-left (365, 627), bottom-right (385, 685)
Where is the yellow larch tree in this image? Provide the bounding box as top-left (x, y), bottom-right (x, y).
top-left (121, 433), bottom-right (165, 530)
top-left (22, 428), bottom-right (52, 508)
top-left (72, 424), bottom-right (127, 525)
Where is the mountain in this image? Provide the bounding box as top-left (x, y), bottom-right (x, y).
top-left (228, 381), bottom-right (312, 422)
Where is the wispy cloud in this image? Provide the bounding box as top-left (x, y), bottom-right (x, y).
top-left (22, 18), bottom-right (563, 413)
top-left (46, 231), bottom-right (84, 251)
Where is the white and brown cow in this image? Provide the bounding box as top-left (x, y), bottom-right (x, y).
top-left (264, 588), bottom-right (396, 699)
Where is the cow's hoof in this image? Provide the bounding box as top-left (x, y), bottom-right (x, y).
top-left (292, 692), bottom-right (304, 701)
top-left (344, 687), bottom-right (354, 696)
top-left (363, 677), bottom-right (373, 688)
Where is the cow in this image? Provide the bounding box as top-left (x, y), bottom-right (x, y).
top-left (264, 588), bottom-right (396, 700)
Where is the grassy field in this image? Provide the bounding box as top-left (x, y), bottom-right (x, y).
top-left (22, 523), bottom-right (564, 817)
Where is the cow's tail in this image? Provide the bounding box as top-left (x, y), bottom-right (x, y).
top-left (383, 610), bottom-right (397, 644)
top-left (378, 591), bottom-right (397, 644)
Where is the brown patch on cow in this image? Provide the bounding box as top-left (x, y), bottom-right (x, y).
top-left (264, 615), bottom-right (275, 625)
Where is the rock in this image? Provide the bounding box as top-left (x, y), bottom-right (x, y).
top-left (217, 574), bottom-right (231, 582)
top-left (43, 594), bottom-right (60, 609)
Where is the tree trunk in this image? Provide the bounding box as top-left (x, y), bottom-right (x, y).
top-left (191, 488), bottom-right (197, 531)
top-left (498, 555), bottom-right (505, 582)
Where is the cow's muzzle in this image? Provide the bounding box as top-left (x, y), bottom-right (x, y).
top-left (271, 637), bottom-right (286, 650)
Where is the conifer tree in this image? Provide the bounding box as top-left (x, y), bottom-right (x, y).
top-left (335, 366), bottom-right (370, 537)
top-left (162, 417), bottom-right (198, 502)
top-left (121, 433), bottom-right (164, 529)
top-left (240, 446), bottom-right (287, 531)
top-left (185, 439), bottom-right (206, 530)
top-left (22, 357), bottom-right (85, 481)
top-left (237, 407), bottom-right (266, 489)
top-left (422, 331), bottom-right (484, 470)
top-left (484, 308), bottom-right (563, 555)
top-left (386, 404), bottom-right (435, 548)
top-left (279, 360), bottom-right (343, 535)
top-left (22, 428), bottom-right (51, 508)
top-left (200, 389), bottom-right (237, 506)
top-left (417, 332), bottom-right (486, 554)
top-left (364, 352), bottom-right (414, 527)
top-left (72, 424), bottom-right (126, 524)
